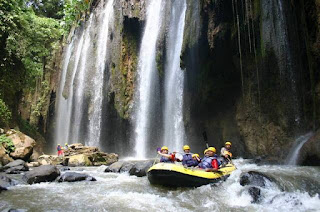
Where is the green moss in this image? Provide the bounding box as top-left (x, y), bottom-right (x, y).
top-left (115, 31), bottom-right (138, 119)
top-left (0, 135), bottom-right (15, 153)
top-left (156, 50), bottom-right (164, 77)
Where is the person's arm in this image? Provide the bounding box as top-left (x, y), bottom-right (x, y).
top-left (205, 159), bottom-right (219, 172)
top-left (157, 151), bottom-right (173, 159)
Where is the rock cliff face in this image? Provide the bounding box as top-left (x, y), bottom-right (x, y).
top-left (16, 0), bottom-right (320, 162)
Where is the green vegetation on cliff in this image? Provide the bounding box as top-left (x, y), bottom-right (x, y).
top-left (0, 0), bottom-right (93, 129)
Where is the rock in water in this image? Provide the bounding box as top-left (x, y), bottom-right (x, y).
top-left (0, 160), bottom-right (28, 172)
top-left (240, 171), bottom-right (276, 188)
top-left (120, 162), bottom-right (134, 173)
top-left (57, 172), bottom-right (96, 182)
top-left (7, 130), bottom-right (36, 161)
top-left (248, 186), bottom-right (262, 203)
top-left (129, 160), bottom-right (154, 177)
top-left (68, 154), bottom-right (93, 166)
top-left (23, 165), bottom-right (60, 184)
top-left (38, 155), bottom-right (63, 166)
top-left (0, 175), bottom-right (17, 192)
top-left (5, 165), bottom-right (28, 174)
top-left (105, 161), bottom-right (124, 173)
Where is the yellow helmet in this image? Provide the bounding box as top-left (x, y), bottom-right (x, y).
top-left (192, 154), bottom-right (199, 158)
top-left (204, 149), bottom-right (208, 154)
top-left (183, 145), bottom-right (190, 150)
top-left (58, 144), bottom-right (61, 146)
top-left (161, 146), bottom-right (169, 151)
top-left (65, 143), bottom-right (68, 145)
top-left (225, 141), bottom-right (232, 146)
top-left (207, 147), bottom-right (216, 153)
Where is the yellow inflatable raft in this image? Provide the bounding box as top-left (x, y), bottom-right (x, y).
top-left (147, 162), bottom-right (236, 187)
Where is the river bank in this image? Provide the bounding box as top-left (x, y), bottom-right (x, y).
top-left (0, 159), bottom-right (319, 212)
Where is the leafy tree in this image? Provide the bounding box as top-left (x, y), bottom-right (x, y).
top-left (28, 0), bottom-right (64, 19)
top-left (0, 0), bottom-right (63, 112)
top-left (0, 98), bottom-right (11, 127)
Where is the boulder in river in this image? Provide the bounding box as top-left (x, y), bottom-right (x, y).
top-left (105, 160), bottom-right (156, 177)
top-left (38, 155), bottom-right (63, 166)
top-left (23, 165), bottom-right (60, 184)
top-left (0, 174), bottom-right (17, 192)
top-left (248, 186), bottom-right (262, 203)
top-left (105, 161), bottom-right (124, 173)
top-left (129, 160), bottom-right (154, 177)
top-left (57, 172), bottom-right (96, 182)
top-left (120, 162), bottom-right (135, 173)
top-left (64, 143), bottom-right (118, 166)
top-left (240, 171), bottom-right (276, 188)
top-left (5, 165), bottom-right (29, 174)
top-left (7, 130), bottom-right (36, 161)
top-left (68, 154), bottom-right (93, 166)
top-left (0, 159), bottom-right (28, 173)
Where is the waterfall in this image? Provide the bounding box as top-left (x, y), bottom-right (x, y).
top-left (54, 0), bottom-right (114, 148)
top-left (70, 15), bottom-right (93, 144)
top-left (88, 0), bottom-right (114, 147)
top-left (54, 39), bottom-right (74, 148)
top-left (286, 132), bottom-right (313, 165)
top-left (134, 0), bottom-right (164, 158)
top-left (163, 0), bottom-right (187, 152)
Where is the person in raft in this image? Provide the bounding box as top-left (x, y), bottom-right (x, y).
top-left (190, 153), bottom-right (201, 167)
top-left (221, 141), bottom-right (233, 164)
top-left (197, 147), bottom-right (220, 172)
top-left (57, 144), bottom-right (63, 157)
top-left (158, 146), bottom-right (176, 163)
top-left (182, 145), bottom-right (194, 167)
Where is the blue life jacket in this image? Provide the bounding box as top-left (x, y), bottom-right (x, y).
top-left (57, 146), bottom-right (61, 151)
top-left (182, 153), bottom-right (194, 166)
top-left (198, 155), bottom-right (221, 169)
top-left (160, 156), bottom-right (173, 163)
top-left (188, 159), bottom-right (199, 167)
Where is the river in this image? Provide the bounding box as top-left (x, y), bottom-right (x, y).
top-left (1, 159), bottom-right (319, 212)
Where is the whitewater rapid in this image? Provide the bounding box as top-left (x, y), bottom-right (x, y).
top-left (1, 159), bottom-right (319, 212)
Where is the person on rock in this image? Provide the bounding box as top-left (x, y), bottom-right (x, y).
top-left (220, 141), bottom-right (233, 164)
top-left (158, 146), bottom-right (176, 163)
top-left (57, 144), bottom-right (63, 157)
top-left (197, 147), bottom-right (220, 172)
top-left (182, 145), bottom-right (195, 167)
top-left (65, 143), bottom-right (69, 150)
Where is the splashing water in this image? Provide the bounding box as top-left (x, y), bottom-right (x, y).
top-left (1, 159), bottom-right (319, 211)
top-left (286, 132), bottom-right (314, 165)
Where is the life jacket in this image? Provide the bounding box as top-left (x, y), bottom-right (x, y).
top-left (198, 155), bottom-right (221, 169)
top-left (160, 156), bottom-right (174, 163)
top-left (57, 146), bottom-right (61, 151)
top-left (182, 153), bottom-right (194, 166)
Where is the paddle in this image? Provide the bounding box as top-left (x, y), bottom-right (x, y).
top-left (202, 131), bottom-right (209, 148)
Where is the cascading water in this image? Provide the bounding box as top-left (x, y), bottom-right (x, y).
top-left (54, 0), bottom-right (114, 148)
top-left (54, 29), bottom-right (85, 148)
top-left (286, 132), bottom-right (314, 165)
top-left (163, 0), bottom-right (187, 151)
top-left (88, 0), bottom-right (114, 147)
top-left (54, 39), bottom-right (74, 148)
top-left (70, 15), bottom-right (93, 144)
top-left (134, 0), bottom-right (164, 158)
